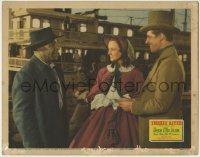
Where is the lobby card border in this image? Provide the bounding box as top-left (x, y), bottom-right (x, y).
top-left (2, 1), bottom-right (199, 155)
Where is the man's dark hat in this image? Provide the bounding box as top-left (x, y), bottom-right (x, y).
top-left (26, 27), bottom-right (63, 50)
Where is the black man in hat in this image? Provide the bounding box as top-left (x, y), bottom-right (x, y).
top-left (12, 27), bottom-right (68, 148)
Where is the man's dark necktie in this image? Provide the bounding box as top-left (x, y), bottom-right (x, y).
top-left (50, 63), bottom-right (63, 110)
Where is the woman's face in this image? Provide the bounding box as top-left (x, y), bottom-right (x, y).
top-left (108, 40), bottom-right (122, 62)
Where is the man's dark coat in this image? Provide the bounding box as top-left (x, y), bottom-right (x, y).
top-left (12, 55), bottom-right (68, 148)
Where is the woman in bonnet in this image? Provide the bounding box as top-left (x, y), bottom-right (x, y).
top-left (69, 36), bottom-right (144, 148)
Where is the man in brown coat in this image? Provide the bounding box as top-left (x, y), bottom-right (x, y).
top-left (118, 11), bottom-right (185, 148)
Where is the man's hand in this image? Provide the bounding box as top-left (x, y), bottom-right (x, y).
top-left (117, 98), bottom-right (133, 112)
top-left (74, 89), bottom-right (88, 101)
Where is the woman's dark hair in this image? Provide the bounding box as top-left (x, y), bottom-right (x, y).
top-left (151, 29), bottom-right (173, 42)
top-left (108, 37), bottom-right (131, 67)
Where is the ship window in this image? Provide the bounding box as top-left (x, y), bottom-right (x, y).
top-left (12, 19), bottom-right (18, 29)
top-left (58, 48), bottom-right (62, 56)
top-left (136, 52), bottom-right (140, 59)
top-left (61, 23), bottom-right (64, 30)
top-left (63, 17), bottom-right (70, 30)
top-left (127, 29), bottom-right (133, 37)
top-left (69, 49), bottom-right (73, 53)
top-left (61, 22), bottom-right (69, 30)
top-left (84, 49), bottom-right (88, 55)
top-left (17, 18), bottom-right (26, 29)
top-left (32, 18), bottom-right (40, 28)
top-left (98, 26), bottom-right (104, 34)
top-left (42, 19), bottom-right (50, 28)
top-left (183, 54), bottom-right (187, 62)
top-left (113, 27), bottom-right (119, 35)
top-left (10, 21), bottom-right (13, 29)
top-left (178, 55), bottom-right (183, 61)
top-left (144, 52), bottom-right (149, 60)
top-left (80, 23), bottom-right (87, 32)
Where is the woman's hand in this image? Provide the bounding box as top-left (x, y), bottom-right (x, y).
top-left (117, 98), bottom-right (133, 112)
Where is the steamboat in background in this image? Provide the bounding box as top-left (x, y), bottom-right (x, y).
top-left (8, 8), bottom-right (191, 148)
